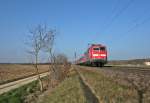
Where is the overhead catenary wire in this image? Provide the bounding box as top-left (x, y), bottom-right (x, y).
top-left (103, 0), bottom-right (120, 26)
top-left (126, 16), bottom-right (150, 33)
top-left (99, 0), bottom-right (120, 34)
top-left (101, 0), bottom-right (135, 34)
top-left (111, 0), bottom-right (120, 15)
top-left (94, 0), bottom-right (134, 43)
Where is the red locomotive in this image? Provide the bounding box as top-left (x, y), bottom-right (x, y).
top-left (76, 44), bottom-right (107, 67)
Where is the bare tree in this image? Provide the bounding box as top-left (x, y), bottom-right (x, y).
top-left (27, 24), bottom-right (70, 91)
top-left (41, 30), bottom-right (71, 87)
top-left (39, 26), bottom-right (57, 88)
top-left (55, 53), bottom-right (68, 64)
top-left (54, 54), bottom-right (69, 80)
top-left (27, 24), bottom-right (49, 92)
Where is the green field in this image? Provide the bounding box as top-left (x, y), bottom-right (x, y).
top-left (0, 80), bottom-right (39, 103)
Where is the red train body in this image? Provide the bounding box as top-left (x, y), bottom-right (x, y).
top-left (76, 44), bottom-right (107, 67)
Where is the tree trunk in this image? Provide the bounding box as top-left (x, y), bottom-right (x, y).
top-left (35, 54), bottom-right (44, 92)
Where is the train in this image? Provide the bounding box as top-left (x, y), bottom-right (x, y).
top-left (76, 44), bottom-right (107, 67)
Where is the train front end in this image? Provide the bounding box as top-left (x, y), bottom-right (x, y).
top-left (89, 44), bottom-right (107, 66)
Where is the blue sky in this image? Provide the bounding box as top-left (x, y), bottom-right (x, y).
top-left (0, 0), bottom-right (150, 63)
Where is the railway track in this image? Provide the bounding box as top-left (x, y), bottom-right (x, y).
top-left (76, 65), bottom-right (150, 76)
top-left (106, 66), bottom-right (150, 76)
top-left (0, 72), bottom-right (49, 95)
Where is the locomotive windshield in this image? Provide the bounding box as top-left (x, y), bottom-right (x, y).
top-left (100, 47), bottom-right (105, 51)
top-left (93, 48), bottom-right (100, 50)
top-left (93, 47), bottom-right (105, 51)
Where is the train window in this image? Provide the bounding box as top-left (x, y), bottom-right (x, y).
top-left (100, 47), bottom-right (105, 51)
top-left (93, 48), bottom-right (100, 50)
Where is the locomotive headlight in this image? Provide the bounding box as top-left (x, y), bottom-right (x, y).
top-left (100, 54), bottom-right (106, 56)
top-left (93, 54), bottom-right (98, 56)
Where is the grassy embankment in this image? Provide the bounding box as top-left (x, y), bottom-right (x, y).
top-left (38, 67), bottom-right (140, 103)
top-left (79, 69), bottom-right (138, 103)
top-left (40, 69), bottom-right (88, 103)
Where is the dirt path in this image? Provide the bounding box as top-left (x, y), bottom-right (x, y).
top-left (0, 72), bottom-right (49, 95)
top-left (73, 66), bottom-right (100, 103)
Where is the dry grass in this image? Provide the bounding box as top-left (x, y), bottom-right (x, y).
top-left (78, 69), bottom-right (137, 103)
top-left (77, 66), bottom-right (150, 103)
top-left (39, 69), bottom-right (88, 103)
top-left (0, 64), bottom-right (49, 84)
